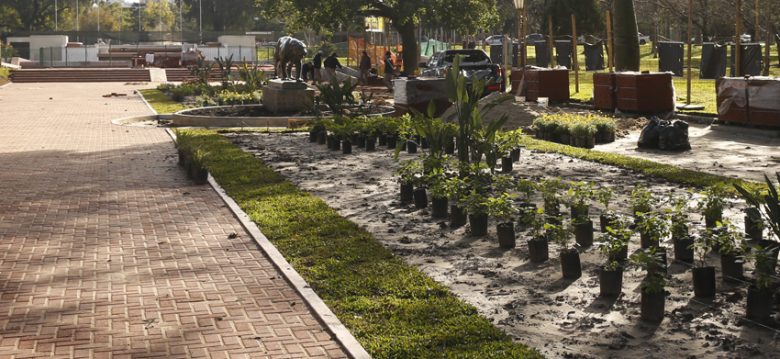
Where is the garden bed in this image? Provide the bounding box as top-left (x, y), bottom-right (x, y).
top-left (229, 132), bottom-right (779, 359)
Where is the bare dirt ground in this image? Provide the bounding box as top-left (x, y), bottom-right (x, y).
top-left (228, 132), bottom-right (780, 359)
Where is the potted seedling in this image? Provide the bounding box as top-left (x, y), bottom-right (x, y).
top-left (398, 115), bottom-right (418, 154)
top-left (636, 212), bottom-right (670, 249)
top-left (396, 160), bottom-right (422, 205)
top-left (189, 148), bottom-right (209, 185)
top-left (566, 181), bottom-right (594, 220)
top-left (744, 207), bottom-right (764, 241)
top-left (488, 193), bottom-right (519, 249)
top-left (734, 174), bottom-right (780, 272)
top-left (746, 246), bottom-right (776, 323)
top-left (598, 227), bottom-right (628, 297)
top-left (445, 177), bottom-right (469, 228)
top-left (462, 189), bottom-right (491, 237)
top-left (631, 248), bottom-right (667, 323)
top-left (630, 186), bottom-right (656, 222)
top-left (596, 186), bottom-right (617, 232)
top-left (601, 216), bottom-right (631, 263)
top-left (698, 185), bottom-right (726, 228)
top-left (540, 178), bottom-right (563, 221)
top-left (427, 168), bottom-right (450, 219)
top-left (528, 208), bottom-right (549, 263)
top-left (692, 229), bottom-right (717, 297)
top-left (668, 195), bottom-right (694, 264)
top-left (714, 222), bottom-right (746, 282)
top-left (547, 222), bottom-right (581, 279)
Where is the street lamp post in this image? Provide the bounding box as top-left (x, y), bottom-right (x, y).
top-left (94, 1), bottom-right (100, 33)
top-left (512, 0), bottom-right (525, 68)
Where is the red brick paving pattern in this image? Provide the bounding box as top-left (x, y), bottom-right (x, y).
top-left (0, 83), bottom-right (347, 358)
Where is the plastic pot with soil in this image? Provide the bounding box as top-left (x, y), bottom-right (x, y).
top-left (501, 157), bottom-right (513, 173)
top-left (692, 267), bottom-right (717, 297)
top-left (450, 204), bottom-right (467, 228)
top-left (746, 286), bottom-right (773, 323)
top-left (599, 266), bottom-right (623, 297)
top-left (413, 187), bottom-right (428, 209)
top-left (673, 235), bottom-right (694, 264)
top-left (342, 140), bottom-right (352, 154)
top-left (574, 218), bottom-right (593, 248)
top-left (469, 213), bottom-right (489, 237)
top-left (640, 287), bottom-right (665, 323)
top-left (497, 222), bottom-right (516, 249)
top-left (431, 197), bottom-right (448, 219)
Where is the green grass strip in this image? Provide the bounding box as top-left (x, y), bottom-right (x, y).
top-left (519, 135), bottom-right (766, 195)
top-left (176, 129), bottom-right (543, 359)
top-left (139, 88), bottom-right (187, 114)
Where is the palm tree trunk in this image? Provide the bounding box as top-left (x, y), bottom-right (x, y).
top-left (612, 0), bottom-right (640, 71)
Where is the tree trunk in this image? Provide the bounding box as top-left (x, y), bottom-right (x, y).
top-left (397, 22), bottom-right (419, 76)
top-left (613, 0), bottom-right (640, 71)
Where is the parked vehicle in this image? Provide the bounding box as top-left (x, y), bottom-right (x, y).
top-left (526, 33), bottom-right (545, 43)
top-left (421, 49), bottom-right (504, 95)
top-left (638, 33), bottom-right (651, 45)
top-left (485, 35), bottom-right (511, 46)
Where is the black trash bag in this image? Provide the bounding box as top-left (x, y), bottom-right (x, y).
top-left (658, 120), bottom-right (691, 151)
top-left (638, 118), bottom-right (662, 149)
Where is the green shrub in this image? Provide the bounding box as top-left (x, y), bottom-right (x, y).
top-left (532, 113), bottom-right (616, 148)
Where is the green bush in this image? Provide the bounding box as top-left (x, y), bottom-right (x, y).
top-left (533, 113), bottom-right (616, 149)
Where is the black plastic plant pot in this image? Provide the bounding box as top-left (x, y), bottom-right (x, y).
top-left (190, 165), bottom-right (208, 185)
top-left (413, 187), bottom-right (428, 209)
top-left (317, 131), bottom-right (327, 145)
top-left (510, 148), bottom-right (521, 162)
top-left (400, 183), bottom-right (414, 204)
top-left (177, 149), bottom-right (188, 167)
top-left (378, 134), bottom-right (387, 146)
top-left (406, 140), bottom-right (418, 154)
top-left (431, 197), bottom-right (448, 219)
top-left (673, 236), bottom-right (694, 264)
top-left (365, 137), bottom-right (377, 152)
top-left (758, 240), bottom-right (780, 273)
top-left (497, 223), bottom-right (516, 249)
top-left (609, 246), bottom-right (629, 263)
top-left (574, 220), bottom-right (594, 248)
top-left (386, 135), bottom-right (397, 149)
top-left (450, 205), bottom-right (467, 228)
top-left (570, 205), bottom-right (589, 221)
top-left (469, 213), bottom-right (489, 237)
top-left (560, 249), bottom-right (582, 279)
top-left (599, 267), bottom-right (623, 297)
top-left (329, 136), bottom-right (341, 151)
top-left (544, 201), bottom-right (560, 218)
top-left (693, 267), bottom-right (717, 298)
top-left (640, 289), bottom-right (665, 323)
top-left (528, 238), bottom-right (549, 263)
top-left (342, 140), bottom-right (352, 154)
top-left (309, 129), bottom-right (319, 142)
top-left (355, 134), bottom-right (365, 148)
top-left (720, 254), bottom-right (744, 282)
top-left (420, 136), bottom-right (430, 149)
top-left (745, 218), bottom-right (763, 241)
top-left (705, 212), bottom-right (722, 228)
top-left (444, 138), bottom-right (456, 155)
top-left (599, 213), bottom-right (616, 232)
top-left (501, 157), bottom-right (513, 173)
top-left (640, 232), bottom-right (659, 249)
top-left (746, 286), bottom-right (773, 323)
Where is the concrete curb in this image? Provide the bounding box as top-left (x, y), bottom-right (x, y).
top-left (136, 89), bottom-right (161, 116)
top-left (0, 81), bottom-right (11, 89)
top-left (164, 128), bottom-right (371, 359)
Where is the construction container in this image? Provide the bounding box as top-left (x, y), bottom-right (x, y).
top-left (524, 68), bottom-right (569, 103)
top-left (615, 72), bottom-right (675, 113)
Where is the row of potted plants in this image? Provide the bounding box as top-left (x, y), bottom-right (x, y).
top-left (175, 132), bottom-right (209, 185)
top-left (532, 113), bottom-right (617, 149)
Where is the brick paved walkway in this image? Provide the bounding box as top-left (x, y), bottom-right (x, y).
top-left (0, 83), bottom-right (347, 358)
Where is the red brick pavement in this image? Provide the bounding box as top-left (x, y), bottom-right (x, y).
top-left (0, 83), bottom-right (347, 358)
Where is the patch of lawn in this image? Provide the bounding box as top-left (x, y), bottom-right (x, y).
top-left (518, 135), bottom-right (765, 195)
top-left (0, 68), bottom-right (9, 85)
top-left (138, 88), bottom-right (187, 114)
top-left (175, 129), bottom-right (543, 359)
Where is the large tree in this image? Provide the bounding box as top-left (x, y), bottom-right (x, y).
top-left (612, 0), bottom-right (640, 71)
top-left (543, 0), bottom-right (604, 36)
top-left (256, 0), bottom-right (499, 74)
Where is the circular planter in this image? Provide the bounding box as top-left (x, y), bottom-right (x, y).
top-left (599, 266), bottom-right (623, 297)
top-left (746, 286), bottom-right (773, 323)
top-left (497, 223), bottom-right (516, 249)
top-left (469, 213), bottom-right (489, 237)
top-left (673, 236), bottom-right (694, 264)
top-left (720, 254), bottom-right (744, 282)
top-left (501, 157), bottom-right (513, 173)
top-left (400, 183), bottom-right (414, 204)
top-left (560, 249), bottom-right (582, 279)
top-left (510, 147), bottom-right (521, 162)
top-left (692, 267), bottom-right (717, 298)
top-left (574, 219), bottom-right (594, 248)
top-left (342, 140), bottom-right (352, 154)
top-left (450, 205), bottom-right (467, 228)
top-left (431, 197), bottom-right (448, 219)
top-left (406, 140), bottom-right (418, 154)
top-left (528, 237), bottom-right (549, 263)
top-left (640, 288), bottom-right (665, 323)
top-left (413, 188), bottom-right (428, 209)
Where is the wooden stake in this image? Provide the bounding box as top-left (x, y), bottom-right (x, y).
top-left (522, 6), bottom-right (528, 67)
top-left (548, 15), bottom-right (555, 68)
top-left (736, 0), bottom-right (742, 77)
top-left (687, 0), bottom-right (693, 104)
top-left (606, 11), bottom-right (614, 72)
top-left (572, 14), bottom-right (579, 93)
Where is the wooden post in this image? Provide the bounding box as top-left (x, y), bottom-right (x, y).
top-left (755, 0), bottom-right (759, 40)
top-left (572, 14), bottom-right (579, 93)
top-left (736, 0), bottom-right (742, 77)
top-left (687, 0), bottom-right (693, 104)
top-left (517, 8), bottom-right (523, 68)
top-left (522, 6), bottom-right (528, 67)
top-left (548, 15), bottom-right (555, 68)
top-left (606, 11), bottom-right (614, 72)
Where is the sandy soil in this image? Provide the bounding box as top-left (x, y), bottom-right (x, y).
top-left (228, 132), bottom-right (780, 359)
top-left (596, 124), bottom-right (780, 183)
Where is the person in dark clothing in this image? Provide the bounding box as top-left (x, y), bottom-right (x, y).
top-left (312, 51), bottom-right (323, 84)
top-left (383, 51), bottom-right (395, 90)
top-left (301, 61), bottom-right (313, 82)
top-left (323, 52), bottom-right (342, 85)
top-left (359, 51), bottom-right (372, 85)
